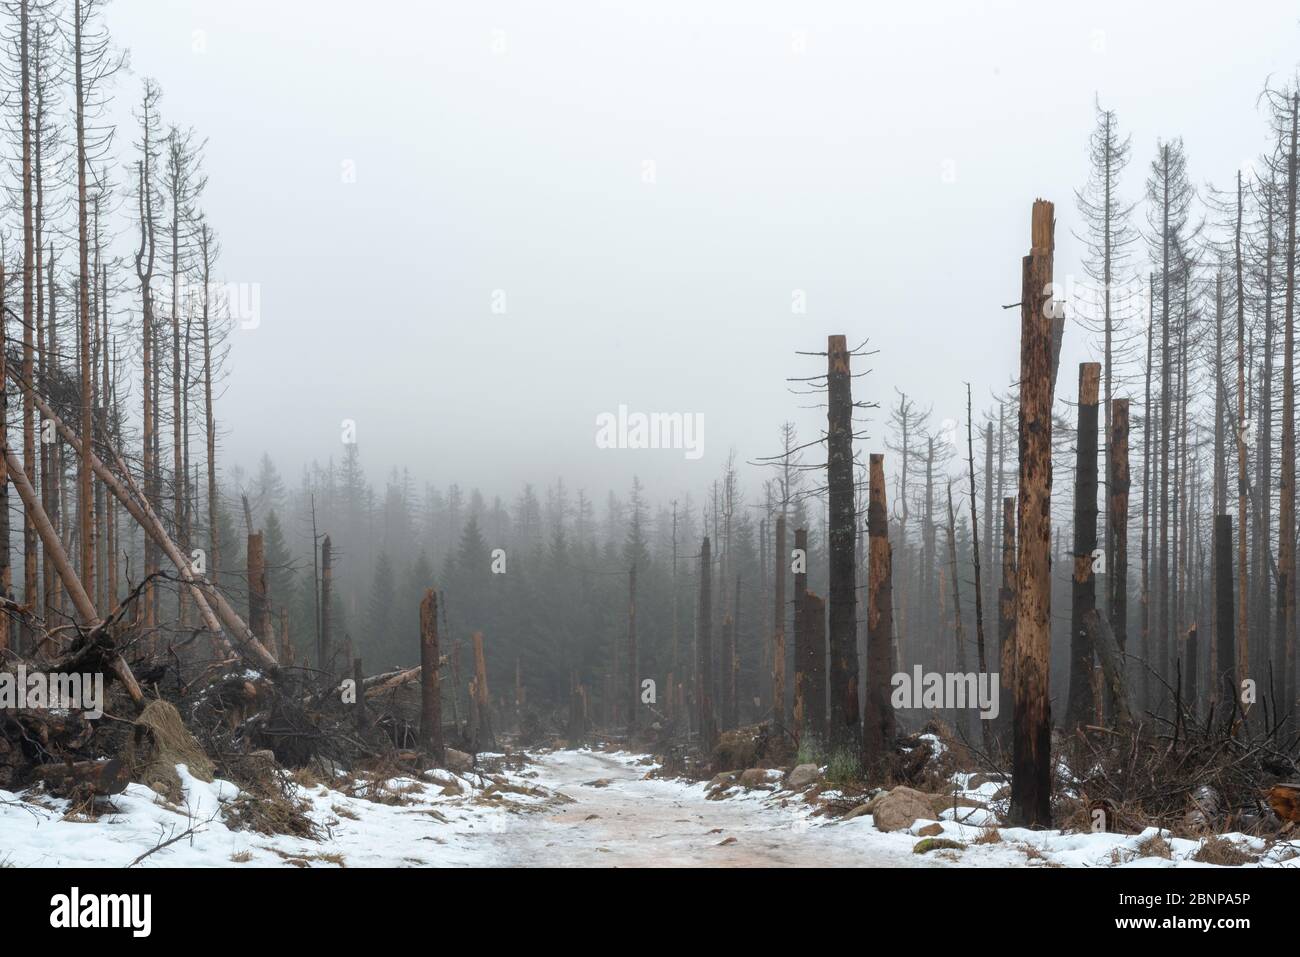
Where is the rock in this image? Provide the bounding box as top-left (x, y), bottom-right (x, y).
top-left (842, 803), bottom-right (872, 820)
top-left (913, 837), bottom-right (964, 854)
top-left (873, 786), bottom-right (936, 832)
top-left (787, 764), bottom-right (822, 790)
top-left (739, 768), bottom-right (775, 788)
top-left (444, 748), bottom-right (473, 773)
top-left (967, 773), bottom-right (999, 789)
top-left (583, 778), bottom-right (614, 788)
top-left (915, 822), bottom-right (944, 837)
top-left (708, 771), bottom-right (741, 789)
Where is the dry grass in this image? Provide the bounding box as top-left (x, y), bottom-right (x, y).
top-left (1135, 833), bottom-right (1173, 860)
top-left (1192, 837), bottom-right (1254, 866)
top-left (974, 827), bottom-right (1002, 844)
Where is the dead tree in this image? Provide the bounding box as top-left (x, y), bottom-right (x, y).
top-left (863, 453), bottom-right (895, 778)
top-left (1067, 362), bottom-right (1102, 728)
top-left (320, 535), bottom-right (333, 672)
top-left (1109, 398), bottom-right (1130, 661)
top-left (1280, 92), bottom-right (1299, 727)
top-left (1011, 199), bottom-right (1057, 829)
top-left (420, 588), bottom-right (443, 762)
top-left (697, 536), bottom-right (716, 751)
top-left (627, 562), bottom-right (637, 732)
top-left (1081, 608), bottom-right (1134, 730)
top-left (945, 480), bottom-right (972, 742)
top-left (793, 527), bottom-right (809, 738)
top-left (472, 630), bottom-right (495, 752)
top-left (1213, 515), bottom-right (1237, 728)
top-left (965, 385), bottom-right (994, 756)
top-left (826, 334), bottom-right (860, 756)
top-left (998, 495), bottom-right (1016, 738)
top-left (721, 614), bottom-right (735, 731)
top-left (247, 530), bottom-right (268, 646)
top-left (773, 514), bottom-right (786, 731)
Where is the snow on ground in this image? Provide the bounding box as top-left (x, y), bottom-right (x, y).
top-left (1, 749), bottom-right (1295, 867)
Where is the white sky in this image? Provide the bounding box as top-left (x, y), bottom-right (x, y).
top-left (104, 0), bottom-right (1300, 502)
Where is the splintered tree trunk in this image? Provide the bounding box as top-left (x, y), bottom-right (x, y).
top-left (1011, 199), bottom-right (1057, 829)
top-left (473, 630), bottom-right (495, 752)
top-left (826, 334), bottom-right (860, 755)
top-left (773, 514), bottom-right (786, 730)
top-left (247, 531), bottom-right (268, 647)
top-left (863, 453), bottom-right (895, 777)
top-left (419, 588), bottom-right (443, 762)
top-left (793, 527), bottom-right (809, 738)
top-left (697, 536), bottom-right (716, 751)
top-left (627, 563), bottom-right (638, 732)
top-left (998, 496), bottom-right (1017, 738)
top-left (1067, 363), bottom-right (1101, 728)
top-left (320, 535), bottom-right (333, 672)
top-left (1213, 515), bottom-right (1237, 728)
top-left (1109, 399), bottom-right (1130, 662)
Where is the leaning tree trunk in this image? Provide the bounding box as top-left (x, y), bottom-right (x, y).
top-left (1067, 362), bottom-right (1101, 728)
top-left (862, 453), bottom-right (895, 779)
top-left (1011, 199), bottom-right (1057, 829)
top-left (826, 334), bottom-right (860, 757)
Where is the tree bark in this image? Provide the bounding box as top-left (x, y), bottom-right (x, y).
top-left (420, 588), bottom-right (443, 762)
top-left (1067, 362), bottom-right (1101, 728)
top-left (863, 453), bottom-right (895, 777)
top-left (826, 334), bottom-right (860, 755)
top-left (1011, 199), bottom-right (1057, 829)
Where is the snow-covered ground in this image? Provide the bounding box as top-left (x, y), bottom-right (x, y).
top-left (1, 749), bottom-right (1295, 867)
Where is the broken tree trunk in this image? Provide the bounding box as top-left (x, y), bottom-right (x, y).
top-left (8, 375), bottom-right (278, 674)
top-left (863, 453), bottom-right (895, 779)
top-left (1081, 608), bottom-right (1135, 731)
top-left (35, 757), bottom-right (129, 797)
top-left (3, 444), bottom-right (142, 705)
top-left (247, 530), bottom-right (268, 649)
top-left (1011, 199), bottom-right (1057, 829)
top-left (827, 334), bottom-right (860, 756)
top-left (420, 588), bottom-right (443, 763)
top-left (1067, 362), bottom-right (1101, 729)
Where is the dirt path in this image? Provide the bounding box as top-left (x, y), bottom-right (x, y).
top-left (475, 750), bottom-right (923, 867)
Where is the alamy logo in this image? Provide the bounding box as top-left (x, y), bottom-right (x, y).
top-left (595, 405), bottom-right (704, 461)
top-left (890, 666), bottom-right (1000, 720)
top-left (49, 888), bottom-right (151, 937)
top-left (0, 667), bottom-right (104, 719)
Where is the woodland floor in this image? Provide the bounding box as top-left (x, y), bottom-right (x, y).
top-left (1, 748), bottom-right (1295, 868)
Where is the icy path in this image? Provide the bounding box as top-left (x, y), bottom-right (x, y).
top-left (2, 749), bottom-right (1292, 867)
top-left (475, 749), bottom-right (932, 867)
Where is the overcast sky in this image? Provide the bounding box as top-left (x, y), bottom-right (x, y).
top-left (106, 0), bottom-right (1300, 504)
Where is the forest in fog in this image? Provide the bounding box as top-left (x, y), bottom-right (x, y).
top-left (0, 0), bottom-right (1297, 884)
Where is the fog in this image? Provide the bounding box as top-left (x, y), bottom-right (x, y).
top-left (107, 0), bottom-right (1299, 499)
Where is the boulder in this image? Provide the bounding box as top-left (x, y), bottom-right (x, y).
top-left (787, 764), bottom-right (822, 790)
top-left (444, 748), bottom-right (473, 773)
top-left (739, 768), bottom-right (775, 789)
top-left (930, 793), bottom-right (986, 818)
top-left (872, 786), bottom-right (936, 832)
